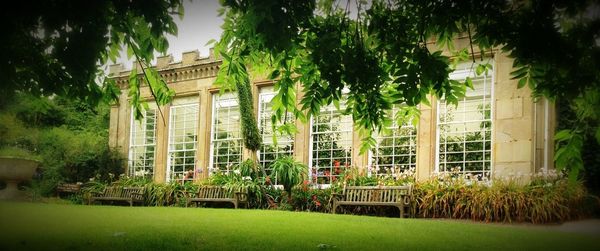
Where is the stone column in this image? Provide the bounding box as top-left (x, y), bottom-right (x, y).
top-left (416, 96), bottom-right (436, 181)
top-left (196, 89), bottom-right (211, 180)
top-left (108, 105), bottom-right (120, 149)
top-left (116, 91), bottom-right (131, 157)
top-left (153, 104), bottom-right (170, 183)
top-left (352, 130), bottom-right (369, 174)
top-left (294, 83), bottom-right (310, 164)
top-left (492, 54), bottom-right (536, 179)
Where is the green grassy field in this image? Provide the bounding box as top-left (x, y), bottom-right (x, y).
top-left (0, 202), bottom-right (597, 251)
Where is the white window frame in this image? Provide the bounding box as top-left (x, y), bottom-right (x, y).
top-left (257, 88), bottom-right (294, 183)
top-left (368, 105), bottom-right (417, 177)
top-left (128, 107), bottom-right (157, 179)
top-left (435, 61), bottom-right (495, 179)
top-left (167, 101), bottom-right (199, 183)
top-left (209, 92), bottom-right (243, 174)
top-left (308, 96), bottom-right (353, 186)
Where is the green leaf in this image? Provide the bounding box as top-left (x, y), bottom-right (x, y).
top-left (221, 51), bottom-right (232, 62)
top-left (205, 39), bottom-right (217, 46)
top-left (517, 77), bottom-right (527, 89)
top-left (595, 127), bottom-right (600, 145)
top-left (178, 3), bottom-right (185, 19)
top-left (333, 98), bottom-right (340, 110)
top-left (510, 68), bottom-right (527, 80)
top-left (127, 44), bottom-right (134, 60)
top-left (554, 129), bottom-right (571, 142)
top-left (475, 64), bottom-right (485, 76)
top-left (359, 136), bottom-right (377, 155)
top-left (269, 69), bottom-right (281, 79)
top-left (568, 166), bottom-right (580, 182)
top-left (465, 77), bottom-right (474, 90)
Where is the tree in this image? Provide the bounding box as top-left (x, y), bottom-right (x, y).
top-left (1, 0), bottom-right (183, 118)
top-left (0, 93), bottom-right (125, 195)
top-left (213, 0), bottom-right (600, 181)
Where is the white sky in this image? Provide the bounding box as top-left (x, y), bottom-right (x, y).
top-left (108, 0), bottom-right (368, 70)
top-left (113, 0), bottom-right (223, 69)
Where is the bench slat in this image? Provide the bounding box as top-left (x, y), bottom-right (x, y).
top-left (187, 186), bottom-right (247, 209)
top-left (89, 186), bottom-right (144, 206)
top-left (333, 185), bottom-right (413, 217)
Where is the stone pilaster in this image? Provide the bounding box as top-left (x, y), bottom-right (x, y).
top-left (492, 54), bottom-right (536, 179)
top-left (416, 96), bottom-right (436, 181)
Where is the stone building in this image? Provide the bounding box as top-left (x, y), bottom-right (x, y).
top-left (108, 42), bottom-right (556, 184)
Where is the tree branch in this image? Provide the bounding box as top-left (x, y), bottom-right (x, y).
top-left (127, 39), bottom-right (168, 127)
top-left (467, 21), bottom-right (476, 64)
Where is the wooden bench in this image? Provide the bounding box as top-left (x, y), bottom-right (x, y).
top-left (186, 185), bottom-right (248, 209)
top-left (88, 186), bottom-right (145, 206)
top-left (56, 183), bottom-right (82, 198)
top-left (332, 185), bottom-right (413, 218)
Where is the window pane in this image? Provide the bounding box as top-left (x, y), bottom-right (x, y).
top-left (371, 105), bottom-right (417, 177)
top-left (310, 96), bottom-right (352, 185)
top-left (210, 93), bottom-right (243, 174)
top-left (437, 62), bottom-right (493, 178)
top-left (168, 100), bottom-right (198, 183)
top-left (129, 107), bottom-right (157, 179)
top-left (258, 87), bottom-right (295, 184)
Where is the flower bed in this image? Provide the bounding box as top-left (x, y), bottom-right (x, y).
top-left (77, 166), bottom-right (598, 224)
top-left (414, 172), bottom-right (595, 223)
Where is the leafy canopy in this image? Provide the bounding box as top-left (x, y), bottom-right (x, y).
top-left (214, 0), bottom-right (600, 181)
top-left (0, 0), bottom-right (183, 118)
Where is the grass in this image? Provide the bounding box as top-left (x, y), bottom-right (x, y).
top-left (0, 202), bottom-right (597, 251)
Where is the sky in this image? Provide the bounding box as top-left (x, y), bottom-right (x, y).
top-left (108, 0), bottom-right (371, 70)
top-left (114, 0), bottom-right (223, 69)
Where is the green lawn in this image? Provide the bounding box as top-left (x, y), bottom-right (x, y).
top-left (0, 202), bottom-right (596, 251)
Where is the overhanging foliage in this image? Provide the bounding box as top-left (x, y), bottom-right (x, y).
top-left (214, 0), bottom-right (600, 181)
top-left (1, 0), bottom-right (183, 119)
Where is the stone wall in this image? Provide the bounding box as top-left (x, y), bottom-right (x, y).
top-left (109, 43), bottom-right (555, 183)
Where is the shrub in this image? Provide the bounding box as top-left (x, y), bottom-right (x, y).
top-left (270, 157), bottom-right (307, 201)
top-left (0, 94), bottom-right (123, 197)
top-left (335, 166), bottom-right (415, 188)
top-left (205, 164), bottom-right (266, 208)
top-left (76, 168), bottom-right (598, 223)
top-left (290, 181), bottom-right (333, 213)
top-left (238, 158), bottom-right (260, 180)
top-left (414, 170), bottom-right (596, 223)
top-left (34, 127), bottom-right (125, 196)
top-left (81, 177), bottom-right (197, 207)
top-left (144, 182), bottom-right (193, 207)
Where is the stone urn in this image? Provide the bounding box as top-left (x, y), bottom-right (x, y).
top-left (0, 156), bottom-right (40, 200)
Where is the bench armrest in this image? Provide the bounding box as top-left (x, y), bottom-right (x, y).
top-left (184, 189), bottom-right (197, 197)
top-left (331, 193), bottom-right (344, 204)
top-left (89, 189), bottom-right (105, 197)
top-left (234, 191), bottom-right (248, 202)
top-left (331, 193), bottom-right (344, 199)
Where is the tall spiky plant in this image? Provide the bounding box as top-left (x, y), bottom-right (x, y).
top-left (270, 157), bottom-right (307, 202)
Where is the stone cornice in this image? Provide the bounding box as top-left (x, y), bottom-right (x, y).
top-left (110, 49), bottom-right (222, 89)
